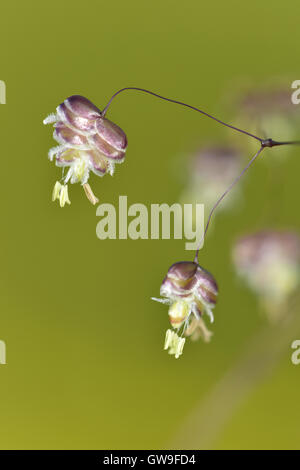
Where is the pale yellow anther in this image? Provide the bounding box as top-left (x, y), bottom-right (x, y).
top-left (59, 185), bottom-right (71, 208)
top-left (82, 183), bottom-right (99, 205)
top-left (164, 330), bottom-right (186, 358)
top-left (175, 337), bottom-right (185, 359)
top-left (52, 181), bottom-right (62, 202)
top-left (164, 329), bottom-right (175, 350)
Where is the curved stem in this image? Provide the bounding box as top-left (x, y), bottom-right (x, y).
top-left (193, 146), bottom-right (264, 263)
top-left (101, 87), bottom-right (263, 143)
top-left (102, 88), bottom-right (300, 261)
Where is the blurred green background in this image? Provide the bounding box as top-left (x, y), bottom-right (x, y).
top-left (0, 0), bottom-right (300, 450)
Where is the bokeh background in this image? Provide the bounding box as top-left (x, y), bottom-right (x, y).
top-left (0, 0), bottom-right (300, 450)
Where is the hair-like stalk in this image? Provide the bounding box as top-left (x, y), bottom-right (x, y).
top-left (193, 146), bottom-right (264, 263)
top-left (102, 87), bottom-right (300, 261)
top-left (193, 137), bottom-right (300, 262)
top-left (101, 87), bottom-right (263, 142)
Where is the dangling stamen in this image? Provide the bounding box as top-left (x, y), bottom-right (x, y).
top-left (82, 183), bottom-right (99, 205)
top-left (59, 185), bottom-right (71, 207)
top-left (52, 181), bottom-right (62, 202)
